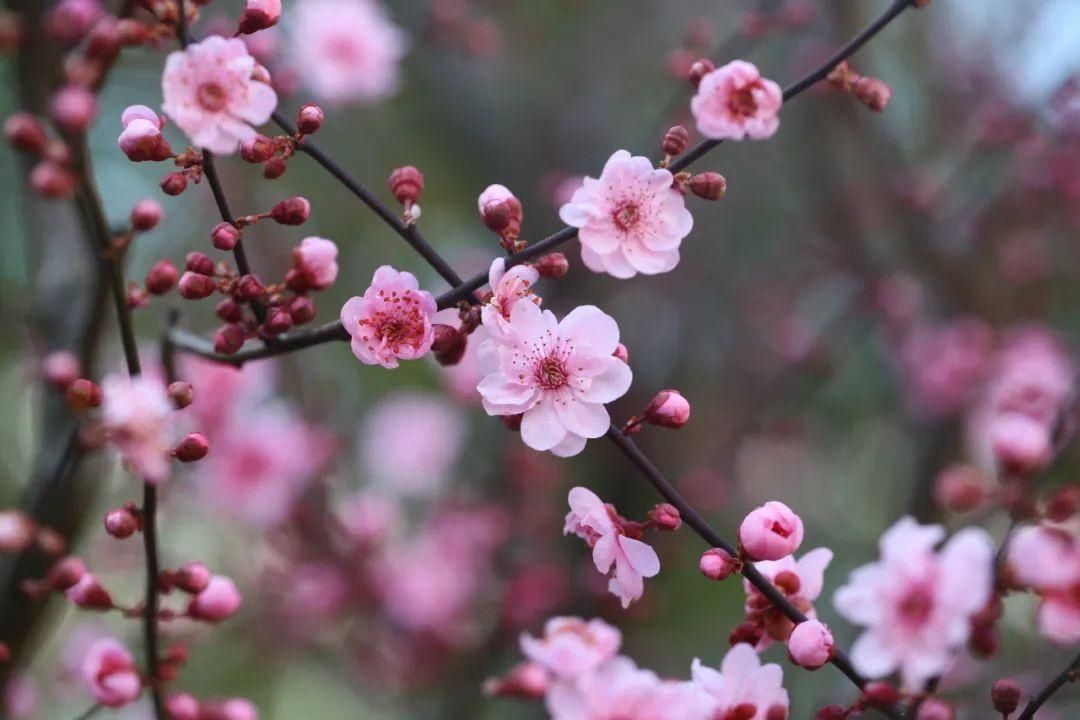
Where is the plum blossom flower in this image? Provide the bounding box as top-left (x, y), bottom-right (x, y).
top-left (547, 656), bottom-right (709, 720)
top-left (899, 317), bottom-right (993, 417)
top-left (690, 60), bottom-right (783, 140)
top-left (738, 501), bottom-right (804, 561)
top-left (1007, 524), bottom-right (1080, 644)
top-left (117, 105), bottom-right (171, 162)
top-left (744, 547), bottom-right (833, 647)
top-left (162, 36), bottom-right (278, 154)
top-left (101, 374), bottom-right (173, 483)
top-left (520, 617), bottom-right (621, 680)
top-left (833, 517), bottom-right (994, 688)
top-left (341, 266), bottom-right (437, 369)
top-left (291, 0), bottom-right (407, 104)
top-left (563, 487), bottom-right (659, 608)
top-left (691, 643), bottom-right (789, 720)
top-left (81, 638), bottom-right (141, 707)
top-left (291, 236), bottom-right (339, 291)
top-left (477, 301), bottom-right (632, 457)
top-left (559, 150), bottom-right (692, 278)
top-left (480, 257), bottom-right (541, 340)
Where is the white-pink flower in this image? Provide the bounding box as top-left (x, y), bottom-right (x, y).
top-left (341, 265), bottom-right (437, 369)
top-left (833, 517), bottom-right (994, 688)
top-left (81, 638), bottom-right (141, 708)
top-left (291, 236), bottom-right (339, 291)
top-left (101, 374), bottom-right (173, 483)
top-left (563, 487), bottom-right (659, 608)
top-left (1007, 525), bottom-right (1080, 644)
top-left (744, 547), bottom-right (833, 649)
top-left (690, 60), bottom-right (783, 141)
top-left (162, 36), bottom-right (278, 154)
top-left (520, 616), bottom-right (621, 680)
top-left (291, 0), bottom-right (407, 104)
top-left (559, 150), bottom-right (692, 278)
top-left (546, 656), bottom-right (708, 720)
top-left (691, 643), bottom-right (789, 720)
top-left (480, 257), bottom-right (541, 340)
top-left (477, 301), bottom-right (632, 457)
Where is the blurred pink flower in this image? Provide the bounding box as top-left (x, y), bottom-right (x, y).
top-left (189, 575), bottom-right (243, 622)
top-left (690, 60), bottom-right (782, 140)
top-left (291, 236), bottom-right (339, 290)
top-left (480, 257), bottom-right (541, 340)
top-left (691, 643), bottom-right (789, 719)
top-left (101, 374), bottom-right (173, 483)
top-left (559, 150), bottom-right (692, 278)
top-left (478, 302), bottom-right (632, 457)
top-left (1007, 525), bottom-right (1080, 644)
top-left (564, 487), bottom-right (659, 608)
top-left (162, 36), bottom-right (278, 154)
top-left (833, 517), bottom-right (994, 688)
top-left (547, 656), bottom-right (708, 720)
top-left (336, 489), bottom-right (400, 543)
top-left (178, 355), bottom-right (274, 437)
top-left (3, 674), bottom-right (38, 719)
top-left (291, 0), bottom-right (407, 104)
top-left (341, 265), bottom-right (437, 369)
top-left (81, 638), bottom-right (141, 707)
top-left (520, 616), bottom-right (621, 680)
top-left (899, 317), bottom-right (993, 417)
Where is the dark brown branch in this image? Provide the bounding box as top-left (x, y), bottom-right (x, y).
top-left (1017, 650), bottom-right (1080, 720)
top-left (168, 321), bottom-right (348, 366)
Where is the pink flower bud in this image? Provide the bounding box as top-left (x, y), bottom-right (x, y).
top-left (291, 236), bottom-right (338, 290)
top-left (613, 343), bottom-right (630, 364)
top-left (269, 196), bottom-right (310, 225)
top-left (933, 464), bottom-right (987, 513)
top-left (119, 115), bottom-right (171, 162)
top-left (174, 433), bottom-right (209, 462)
top-left (738, 501), bottom-right (804, 561)
top-left (214, 324), bottom-right (246, 355)
top-left (990, 679), bottom-right (1021, 716)
top-left (431, 324), bottom-right (461, 353)
top-left (286, 296), bottom-right (316, 325)
top-left (167, 381), bottom-right (194, 409)
top-left (263, 308), bottom-right (293, 336)
top-left (990, 412), bottom-right (1052, 476)
top-left (130, 199), bottom-right (163, 231)
top-left (188, 575), bottom-right (242, 622)
top-left (263, 157), bottom-right (286, 179)
top-left (179, 271), bottom-right (216, 300)
top-left (297, 103), bottom-right (324, 134)
top-left (210, 699), bottom-right (258, 720)
top-left (649, 503), bottom-right (681, 531)
top-left (85, 17), bottom-right (120, 62)
top-left (48, 556), bottom-right (87, 590)
top-left (82, 638), bottom-right (140, 707)
top-left (239, 134), bottom-right (274, 163)
top-left (233, 274), bottom-right (265, 302)
top-left (916, 699), bottom-right (954, 720)
top-left (0, 510), bottom-right (35, 554)
top-left (65, 572), bottom-right (113, 609)
top-left (478, 184), bottom-right (522, 236)
top-left (534, 252), bottom-right (569, 279)
top-left (238, 0), bottom-right (281, 34)
top-left (104, 507), bottom-right (138, 538)
top-left (688, 58), bottom-right (716, 87)
top-left (50, 85), bottom-right (97, 134)
top-left (30, 161), bottom-right (76, 198)
top-left (174, 562), bottom-right (211, 594)
top-left (210, 222), bottom-right (241, 251)
top-left (699, 547), bottom-right (740, 581)
top-left (66, 378), bottom-right (102, 411)
top-left (643, 389), bottom-right (690, 428)
top-left (389, 166), bottom-right (424, 207)
top-left (145, 260), bottom-right (178, 295)
top-left (5, 112), bottom-right (47, 153)
top-left (166, 693), bottom-right (200, 720)
top-left (854, 76), bottom-right (892, 112)
top-left (787, 620), bottom-right (834, 670)
top-left (42, 350), bottom-right (81, 388)
top-left (216, 298), bottom-right (243, 323)
top-left (46, 0), bottom-right (103, 43)
top-left (185, 252), bottom-right (216, 276)
top-left (160, 171), bottom-right (188, 195)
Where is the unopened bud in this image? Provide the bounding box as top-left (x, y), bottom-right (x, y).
top-left (854, 76), bottom-right (892, 112)
top-left (263, 307), bottom-right (293, 335)
top-left (214, 324), bottom-right (246, 355)
top-left (145, 260), bottom-right (179, 295)
top-left (174, 561), bottom-right (211, 594)
top-left (431, 324), bottom-right (462, 353)
top-left (1047, 486), bottom-right (1080, 522)
top-left (239, 134), bottom-right (274, 163)
top-left (688, 172), bottom-right (727, 201)
top-left (30, 161), bottom-right (76, 198)
top-left (48, 556), bottom-right (87, 591)
top-left (0, 510), bottom-right (35, 554)
top-left (662, 125), bottom-right (689, 157)
top-left (729, 620), bottom-right (764, 646)
top-left (287, 296), bottom-right (316, 325)
top-left (185, 252), bottom-right (215, 276)
top-left (104, 507), bottom-right (138, 538)
top-left (42, 350), bottom-right (81, 388)
top-left (167, 381), bottom-right (194, 409)
top-left (160, 171), bottom-right (188, 196)
top-left (263, 156), bottom-right (287, 179)
top-left (933, 465), bottom-right (987, 513)
top-left (862, 682), bottom-right (900, 709)
top-left (179, 271), bottom-right (216, 300)
top-left (613, 343), bottom-right (630, 364)
top-left (66, 378), bottom-right (102, 411)
top-left (216, 298), bottom-right (243, 323)
top-left (5, 112), bottom-right (47, 153)
top-left (699, 548), bottom-right (740, 581)
top-left (643, 389), bottom-right (691, 429)
top-left (130, 198), bottom-right (163, 231)
top-left (269, 196), bottom-right (310, 225)
top-left (210, 222), bottom-right (241, 251)
top-left (297, 103), bottom-right (324, 135)
top-left (174, 433), bottom-right (209, 462)
top-left (649, 503), bottom-right (681, 531)
top-left (233, 274), bottom-right (265, 302)
top-left (534, 252), bottom-right (569, 279)
top-left (990, 678), bottom-right (1021, 716)
top-left (389, 166), bottom-right (424, 207)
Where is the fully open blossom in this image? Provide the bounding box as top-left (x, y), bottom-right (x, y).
top-left (691, 643), bottom-right (789, 720)
top-left (480, 257), bottom-right (541, 339)
top-left (1007, 524), bottom-right (1080, 644)
top-left (81, 638), bottom-right (140, 707)
top-left (547, 656), bottom-right (709, 720)
top-left (744, 547), bottom-right (832, 647)
top-left (291, 0), bottom-right (407, 104)
top-left (101, 374), bottom-right (173, 483)
top-left (564, 487), bottom-right (659, 608)
top-left (291, 236), bottom-right (339, 291)
top-left (520, 617), bottom-right (621, 680)
top-left (559, 150), bottom-right (692, 278)
top-left (341, 266), bottom-right (437, 368)
top-left (833, 517), bottom-right (994, 688)
top-left (162, 36), bottom-right (278, 154)
top-left (899, 317), bottom-right (993, 417)
top-left (690, 60), bottom-right (783, 140)
top-left (477, 301), bottom-right (632, 457)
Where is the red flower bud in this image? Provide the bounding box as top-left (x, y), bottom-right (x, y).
top-left (130, 199), bottom-right (163, 231)
top-left (215, 298), bottom-right (243, 323)
top-left (688, 172), bottom-right (727, 201)
top-left (233, 274), bottom-right (265, 302)
top-left (643, 389), bottom-right (690, 428)
top-left (160, 171), bottom-right (188, 196)
top-left (214, 324), bottom-right (246, 355)
top-left (48, 556), bottom-right (87, 591)
top-left (388, 165), bottom-right (424, 206)
top-left (854, 76), bottom-right (892, 112)
top-left (699, 548), bottom-right (740, 581)
top-left (167, 381), bottom-right (194, 409)
top-left (263, 307), bottom-right (293, 335)
top-left (862, 682), bottom-right (900, 709)
top-left (4, 112), bottom-right (47, 153)
top-left (990, 678), bottom-right (1021, 716)
top-left (613, 343), bottom-right (630, 364)
top-left (729, 620), bottom-right (764, 647)
top-left (688, 58), bottom-right (715, 88)
top-left (263, 157), bottom-right (287, 179)
top-left (116, 18), bottom-right (150, 46)
top-left (239, 134), bottom-right (274, 163)
top-left (104, 507), bottom-right (138, 539)
top-left (534, 252), bottom-right (569, 279)
top-left (185, 252), bottom-right (216, 276)
top-left (145, 260), bottom-right (178, 295)
top-left (297, 103), bottom-right (324, 135)
top-left (287, 295), bottom-right (316, 325)
top-left (66, 378), bottom-right (102, 411)
top-left (649, 503), bottom-right (681, 531)
top-left (662, 125), bottom-right (689, 157)
top-left (269, 196), bottom-right (310, 225)
top-left (174, 562), bottom-right (211, 594)
top-left (179, 271), bottom-right (216, 300)
top-left (431, 324), bottom-right (462, 352)
top-left (174, 432), bottom-right (209, 462)
top-left (30, 161), bottom-right (76, 198)
top-left (210, 222), bottom-right (241, 251)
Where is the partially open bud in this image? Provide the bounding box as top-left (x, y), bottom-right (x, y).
top-left (648, 503), bottom-right (681, 531)
top-left (167, 381), bottom-right (194, 409)
top-left (239, 134), bottom-right (274, 163)
top-left (478, 184), bottom-right (522, 239)
top-left (270, 196), bottom-right (311, 225)
top-left (179, 271), bottom-right (216, 300)
top-left (688, 58), bottom-right (715, 88)
top-left (739, 501), bottom-right (804, 561)
top-left (534, 252), bottom-right (569, 279)
top-left (643, 389), bottom-right (691, 429)
top-left (104, 507), bottom-right (138, 539)
top-left (699, 547), bottom-right (740, 581)
top-left (214, 324), bottom-right (246, 355)
top-left (211, 222), bottom-right (241, 251)
top-left (787, 620), bottom-right (834, 670)
top-left (174, 433), bottom-right (209, 462)
top-left (662, 125), bottom-right (689, 158)
top-left (296, 103), bottom-right (324, 135)
top-left (238, 0), bottom-right (281, 35)
top-left (67, 378), bottom-right (102, 411)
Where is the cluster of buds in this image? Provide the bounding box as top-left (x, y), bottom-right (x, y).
top-left (4, 112), bottom-right (78, 198)
top-left (478, 183), bottom-right (524, 251)
top-left (238, 103), bottom-right (323, 179)
top-left (0, 509), bottom-right (67, 557)
top-left (826, 61), bottom-right (893, 113)
top-left (622, 388), bottom-right (691, 434)
top-left (388, 165), bottom-right (424, 224)
top-left (812, 681), bottom-right (937, 720)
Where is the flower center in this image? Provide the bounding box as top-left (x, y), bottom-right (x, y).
top-left (613, 202), bottom-right (639, 231)
top-left (897, 586), bottom-right (934, 627)
top-left (769, 520), bottom-right (791, 538)
top-left (535, 356), bottom-right (568, 390)
top-left (197, 82), bottom-right (228, 112)
top-left (728, 83), bottom-right (761, 117)
top-left (378, 321), bottom-right (403, 343)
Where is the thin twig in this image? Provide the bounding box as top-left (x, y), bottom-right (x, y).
top-left (71, 703), bottom-right (103, 720)
top-left (1017, 650), bottom-right (1080, 720)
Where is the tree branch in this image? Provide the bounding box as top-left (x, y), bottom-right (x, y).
top-left (1017, 650), bottom-right (1080, 720)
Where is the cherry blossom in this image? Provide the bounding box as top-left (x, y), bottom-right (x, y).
top-left (691, 643), bottom-right (789, 720)
top-left (341, 265), bottom-right (437, 369)
top-left (563, 487), bottom-right (659, 608)
top-left (162, 36), bottom-right (278, 154)
top-left (559, 150), bottom-right (692, 278)
top-left (477, 301), bottom-right (632, 457)
top-left (480, 257), bottom-right (541, 339)
top-left (81, 638), bottom-right (141, 707)
top-left (520, 616), bottom-right (621, 680)
top-left (833, 517), bottom-right (994, 688)
top-left (1007, 524), bottom-right (1080, 644)
top-left (690, 60), bottom-right (783, 141)
top-left (101, 374), bottom-right (173, 483)
top-left (291, 0), bottom-right (407, 104)
top-left (546, 656), bottom-right (709, 720)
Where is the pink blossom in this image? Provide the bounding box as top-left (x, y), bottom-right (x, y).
top-left (162, 36), bottom-right (278, 154)
top-left (189, 575), bottom-right (243, 622)
top-left (336, 489), bottom-right (400, 543)
top-left (81, 638), bottom-right (141, 707)
top-left (547, 656), bottom-right (709, 720)
top-left (564, 487), bottom-right (659, 608)
top-left (291, 236), bottom-right (339, 290)
top-left (1007, 525), bottom-right (1080, 644)
top-left (178, 356), bottom-right (274, 436)
top-left (480, 257), bottom-right (541, 339)
top-left (559, 150), bottom-right (692, 278)
top-left (738, 501), bottom-right (804, 561)
top-left (833, 517), bottom-right (994, 688)
top-left (101, 374), bottom-right (173, 483)
top-left (691, 643), bottom-right (789, 720)
top-left (291, 0), bottom-right (407, 104)
top-left (899, 317), bottom-right (993, 417)
top-left (341, 265), bottom-right (437, 369)
top-left (478, 301), bottom-right (632, 457)
top-left (690, 60), bottom-right (783, 140)
top-left (989, 411), bottom-right (1052, 474)
top-left (744, 547), bottom-right (833, 649)
top-left (787, 619), bottom-right (834, 670)
top-left (520, 616), bottom-right (621, 679)
top-left (118, 105), bottom-right (171, 162)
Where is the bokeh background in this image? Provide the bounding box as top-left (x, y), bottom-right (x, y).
top-left (2, 0), bottom-right (1080, 717)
